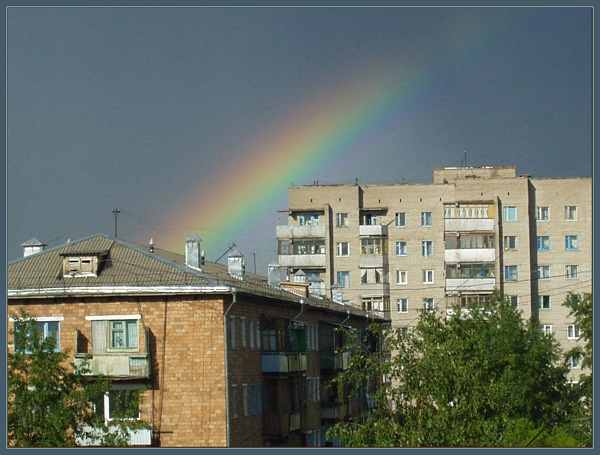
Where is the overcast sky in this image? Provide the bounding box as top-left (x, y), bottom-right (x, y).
top-left (6, 6), bottom-right (592, 273)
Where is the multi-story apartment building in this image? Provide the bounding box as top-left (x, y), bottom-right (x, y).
top-left (7, 233), bottom-right (387, 447)
top-left (276, 166), bottom-right (591, 380)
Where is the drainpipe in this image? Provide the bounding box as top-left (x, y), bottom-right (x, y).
top-left (224, 290), bottom-right (237, 447)
top-left (340, 310), bottom-right (351, 328)
top-left (292, 298), bottom-right (306, 322)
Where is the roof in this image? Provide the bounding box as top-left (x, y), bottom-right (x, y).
top-left (8, 234), bottom-right (384, 321)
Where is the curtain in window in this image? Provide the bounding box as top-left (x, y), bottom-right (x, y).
top-left (91, 320), bottom-right (108, 353)
top-left (127, 321), bottom-right (138, 349)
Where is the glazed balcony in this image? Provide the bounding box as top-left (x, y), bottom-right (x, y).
top-left (261, 352), bottom-right (308, 373)
top-left (278, 254), bottom-right (327, 268)
top-left (445, 248), bottom-right (495, 263)
top-left (74, 353), bottom-right (151, 379)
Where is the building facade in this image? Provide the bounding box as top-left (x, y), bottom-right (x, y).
top-left (276, 167), bottom-right (591, 380)
top-left (7, 234), bottom-right (387, 447)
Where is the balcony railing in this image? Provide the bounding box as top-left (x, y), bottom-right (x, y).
top-left (76, 427), bottom-right (152, 446)
top-left (278, 254), bottom-right (327, 268)
top-left (445, 248), bottom-right (495, 263)
top-left (445, 278), bottom-right (496, 293)
top-left (320, 352), bottom-right (350, 370)
top-left (74, 353), bottom-right (151, 379)
top-left (276, 225), bottom-right (326, 239)
top-left (261, 352), bottom-right (308, 373)
top-left (359, 225), bottom-right (388, 237)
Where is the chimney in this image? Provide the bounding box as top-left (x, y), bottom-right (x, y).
top-left (185, 234), bottom-right (203, 271)
top-left (149, 238), bottom-right (155, 253)
top-left (21, 238), bottom-right (46, 257)
top-left (227, 246), bottom-right (245, 280)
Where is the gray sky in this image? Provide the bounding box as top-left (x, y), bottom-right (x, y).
top-left (6, 6), bottom-right (592, 274)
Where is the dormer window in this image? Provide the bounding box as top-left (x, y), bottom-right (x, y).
top-left (61, 251), bottom-right (108, 278)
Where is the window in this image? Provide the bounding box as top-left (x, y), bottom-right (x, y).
top-left (537, 206), bottom-right (550, 221)
top-left (336, 213), bottom-right (348, 227)
top-left (537, 236), bottom-right (551, 251)
top-left (422, 241), bottom-right (433, 257)
top-left (230, 316), bottom-right (236, 349)
top-left (399, 327), bottom-right (409, 337)
top-left (241, 317), bottom-right (246, 348)
top-left (292, 240), bottom-right (325, 255)
top-left (504, 236), bottom-right (517, 250)
top-left (423, 298), bottom-right (435, 312)
top-left (568, 354), bottom-right (582, 369)
top-left (565, 235), bottom-right (579, 251)
top-left (94, 387), bottom-right (142, 421)
top-left (503, 206), bottom-right (517, 222)
top-left (361, 212), bottom-right (379, 226)
top-left (242, 384), bottom-right (249, 417)
top-left (539, 295), bottom-right (551, 309)
top-left (361, 238), bottom-right (384, 255)
top-left (109, 320), bottom-right (138, 350)
top-left (13, 317), bottom-right (63, 353)
top-left (422, 269), bottom-right (434, 284)
top-left (564, 206), bottom-right (578, 221)
top-left (251, 385), bottom-right (257, 416)
top-left (508, 296), bottom-right (519, 307)
top-left (249, 320), bottom-right (255, 350)
top-left (231, 385), bottom-right (238, 418)
top-left (337, 271), bottom-right (351, 287)
top-left (395, 212), bottom-right (406, 227)
top-left (567, 325), bottom-right (581, 339)
top-left (278, 240), bottom-right (290, 255)
top-left (445, 233), bottom-right (494, 249)
top-left (446, 263), bottom-right (495, 279)
top-left (336, 242), bottom-right (350, 256)
top-left (299, 213), bottom-right (320, 226)
top-left (397, 299), bottom-right (408, 313)
top-left (421, 212), bottom-right (432, 227)
top-left (397, 270), bottom-right (408, 285)
top-left (361, 268), bottom-right (386, 284)
top-left (566, 265), bottom-right (579, 280)
top-left (362, 296), bottom-right (389, 313)
top-left (542, 325), bottom-right (553, 335)
top-left (537, 266), bottom-right (551, 281)
top-left (396, 241), bottom-right (407, 256)
top-left (505, 266), bottom-right (518, 281)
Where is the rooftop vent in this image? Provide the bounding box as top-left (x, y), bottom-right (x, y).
top-left (185, 234), bottom-right (204, 271)
top-left (267, 262), bottom-right (288, 287)
top-left (21, 238), bottom-right (46, 257)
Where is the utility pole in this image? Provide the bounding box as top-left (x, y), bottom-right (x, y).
top-left (112, 208), bottom-right (121, 237)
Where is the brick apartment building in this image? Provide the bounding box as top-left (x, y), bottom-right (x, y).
top-left (7, 233), bottom-right (387, 447)
top-left (276, 166), bottom-right (592, 381)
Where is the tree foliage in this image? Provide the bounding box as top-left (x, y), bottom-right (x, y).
top-left (327, 292), bottom-right (584, 447)
top-left (7, 310), bottom-right (148, 447)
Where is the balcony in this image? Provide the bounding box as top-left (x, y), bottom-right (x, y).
top-left (445, 248), bottom-right (495, 263)
top-left (74, 353), bottom-right (151, 379)
top-left (446, 278), bottom-right (496, 293)
top-left (77, 427), bottom-right (152, 446)
top-left (261, 353), bottom-right (308, 373)
top-left (278, 254), bottom-right (326, 268)
top-left (321, 402), bottom-right (346, 420)
top-left (276, 225), bottom-right (326, 239)
top-left (445, 218), bottom-right (494, 232)
top-left (320, 352), bottom-right (350, 370)
top-left (359, 225), bottom-right (388, 237)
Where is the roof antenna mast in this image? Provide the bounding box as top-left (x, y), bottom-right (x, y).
top-left (112, 208), bottom-right (121, 238)
top-left (463, 150), bottom-right (468, 167)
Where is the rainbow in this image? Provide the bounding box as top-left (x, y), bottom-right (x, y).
top-left (158, 11), bottom-right (510, 259)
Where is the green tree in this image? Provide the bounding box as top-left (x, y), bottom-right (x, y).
top-left (7, 311), bottom-right (148, 447)
top-left (327, 292), bottom-right (574, 447)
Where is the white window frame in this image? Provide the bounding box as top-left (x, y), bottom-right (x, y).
top-left (564, 206), bottom-right (578, 221)
top-left (397, 299), bottom-right (408, 313)
top-left (504, 236), bottom-right (517, 250)
top-left (336, 213), bottom-right (349, 227)
top-left (396, 241), bottom-right (407, 256)
top-left (542, 325), bottom-right (552, 335)
top-left (395, 212), bottom-right (406, 228)
top-left (566, 265), bottom-right (579, 280)
top-left (505, 265), bottom-right (518, 281)
top-left (422, 269), bottom-right (434, 284)
top-left (397, 270), bottom-right (408, 285)
top-left (421, 212), bottom-right (432, 227)
top-left (539, 295), bottom-right (551, 310)
top-left (336, 242), bottom-right (350, 256)
top-left (422, 241), bottom-right (433, 257)
top-left (537, 266), bottom-right (551, 281)
top-left (567, 324), bottom-right (581, 340)
top-left (97, 384), bottom-right (143, 422)
top-left (536, 206), bottom-right (550, 221)
top-left (423, 298), bottom-right (435, 312)
top-left (568, 354), bottom-right (582, 369)
top-left (11, 316), bottom-right (64, 353)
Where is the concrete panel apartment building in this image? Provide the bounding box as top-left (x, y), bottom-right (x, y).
top-left (276, 166), bottom-right (592, 381)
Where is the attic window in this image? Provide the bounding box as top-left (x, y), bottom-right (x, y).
top-left (62, 252), bottom-right (107, 278)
